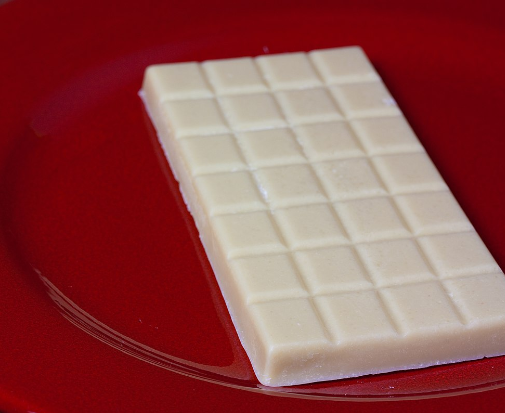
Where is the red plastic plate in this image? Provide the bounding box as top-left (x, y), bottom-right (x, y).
top-left (1, 1), bottom-right (505, 412)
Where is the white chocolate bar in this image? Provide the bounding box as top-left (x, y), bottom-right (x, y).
top-left (141, 47), bottom-right (505, 387)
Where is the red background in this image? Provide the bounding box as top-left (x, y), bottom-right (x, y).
top-left (1, 0), bottom-right (505, 412)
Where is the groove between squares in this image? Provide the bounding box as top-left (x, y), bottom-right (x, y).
top-left (205, 193), bottom-right (470, 246)
top-left (223, 229), bottom-right (480, 259)
top-left (349, 238), bottom-right (404, 336)
top-left (413, 236), bottom-right (471, 326)
top-left (185, 147), bottom-right (426, 178)
top-left (226, 268), bottom-right (504, 307)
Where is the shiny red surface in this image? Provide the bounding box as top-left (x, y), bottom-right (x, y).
top-left (2, 0), bottom-right (505, 412)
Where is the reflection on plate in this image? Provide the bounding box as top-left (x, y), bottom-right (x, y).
top-left (39, 257), bottom-right (505, 401)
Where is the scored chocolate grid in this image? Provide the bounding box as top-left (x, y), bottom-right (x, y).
top-left (207, 59), bottom-right (338, 342)
top-left (236, 57), bottom-right (398, 338)
top-left (236, 62), bottom-right (476, 290)
top-left (252, 82), bottom-right (402, 340)
top-left (157, 54), bottom-right (503, 341)
top-left (192, 58), bottom-right (476, 340)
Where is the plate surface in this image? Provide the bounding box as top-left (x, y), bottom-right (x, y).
top-left (1, 0), bottom-right (505, 412)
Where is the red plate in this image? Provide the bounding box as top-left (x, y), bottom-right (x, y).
top-left (1, 0), bottom-right (505, 412)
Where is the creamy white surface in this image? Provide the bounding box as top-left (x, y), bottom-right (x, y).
top-left (142, 47), bottom-right (505, 387)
